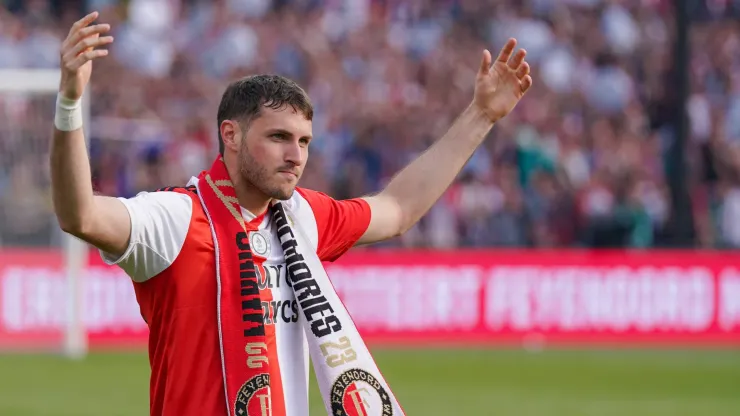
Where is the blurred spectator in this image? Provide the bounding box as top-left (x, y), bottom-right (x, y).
top-left (1, 0), bottom-right (740, 249)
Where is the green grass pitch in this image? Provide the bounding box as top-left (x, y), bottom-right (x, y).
top-left (0, 348), bottom-right (738, 415)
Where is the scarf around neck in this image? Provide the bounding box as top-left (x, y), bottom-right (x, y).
top-left (194, 157), bottom-right (405, 416)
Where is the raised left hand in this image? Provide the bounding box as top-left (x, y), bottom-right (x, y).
top-left (473, 38), bottom-right (533, 123)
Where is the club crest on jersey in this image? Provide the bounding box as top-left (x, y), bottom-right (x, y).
top-left (249, 230), bottom-right (271, 258)
top-left (331, 369), bottom-right (393, 416)
top-left (234, 374), bottom-right (271, 416)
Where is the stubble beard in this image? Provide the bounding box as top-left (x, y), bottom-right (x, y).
top-left (238, 142), bottom-right (295, 201)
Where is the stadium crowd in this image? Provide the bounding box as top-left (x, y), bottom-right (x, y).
top-left (1, 0), bottom-right (740, 249)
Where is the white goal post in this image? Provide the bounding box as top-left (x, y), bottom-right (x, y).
top-left (0, 68), bottom-right (90, 359)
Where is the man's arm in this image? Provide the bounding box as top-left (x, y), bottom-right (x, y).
top-left (50, 11), bottom-right (129, 256)
top-left (358, 39), bottom-right (533, 245)
top-left (358, 106), bottom-right (492, 244)
top-left (51, 129), bottom-right (131, 256)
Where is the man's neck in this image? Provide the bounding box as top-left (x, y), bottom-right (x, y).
top-left (226, 163), bottom-right (271, 216)
top-left (235, 184), bottom-right (271, 217)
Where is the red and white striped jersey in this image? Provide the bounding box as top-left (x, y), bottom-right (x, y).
top-left (100, 180), bottom-right (371, 416)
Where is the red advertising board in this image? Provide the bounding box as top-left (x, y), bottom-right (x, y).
top-left (326, 250), bottom-right (740, 347)
top-left (0, 249), bottom-right (148, 350)
top-left (1, 249), bottom-right (739, 349)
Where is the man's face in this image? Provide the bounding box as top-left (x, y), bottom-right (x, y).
top-left (238, 106), bottom-right (312, 200)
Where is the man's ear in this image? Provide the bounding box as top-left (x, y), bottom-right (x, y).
top-left (219, 120), bottom-right (242, 153)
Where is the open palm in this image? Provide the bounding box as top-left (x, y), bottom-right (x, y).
top-left (473, 38), bottom-right (533, 123)
top-left (59, 12), bottom-right (112, 101)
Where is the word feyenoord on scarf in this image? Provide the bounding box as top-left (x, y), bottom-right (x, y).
top-left (272, 206), bottom-right (341, 338)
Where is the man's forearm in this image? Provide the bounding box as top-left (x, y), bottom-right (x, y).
top-left (50, 123), bottom-right (133, 256)
top-left (381, 105), bottom-right (494, 232)
top-left (50, 127), bottom-right (96, 233)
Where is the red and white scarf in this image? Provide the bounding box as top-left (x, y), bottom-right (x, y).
top-left (195, 157), bottom-right (405, 416)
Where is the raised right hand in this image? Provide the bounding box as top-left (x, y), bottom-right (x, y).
top-left (472, 38), bottom-right (532, 124)
top-left (59, 11), bottom-right (113, 101)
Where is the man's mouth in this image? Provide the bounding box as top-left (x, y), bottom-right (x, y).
top-left (278, 171), bottom-right (298, 178)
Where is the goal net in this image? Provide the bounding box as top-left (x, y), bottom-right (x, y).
top-left (0, 69), bottom-right (88, 358)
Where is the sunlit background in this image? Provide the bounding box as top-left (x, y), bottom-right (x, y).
top-left (1, 0), bottom-right (739, 415)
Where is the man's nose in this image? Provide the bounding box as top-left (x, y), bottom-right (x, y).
top-left (284, 142), bottom-right (303, 166)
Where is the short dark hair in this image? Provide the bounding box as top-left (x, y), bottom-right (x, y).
top-left (216, 74), bottom-right (314, 155)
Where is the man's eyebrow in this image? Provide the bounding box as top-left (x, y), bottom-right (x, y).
top-left (265, 128), bottom-right (292, 136)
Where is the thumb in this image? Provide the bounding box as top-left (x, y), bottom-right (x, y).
top-left (479, 49), bottom-right (492, 75)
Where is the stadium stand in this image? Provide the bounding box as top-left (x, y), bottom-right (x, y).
top-left (1, 0), bottom-right (740, 249)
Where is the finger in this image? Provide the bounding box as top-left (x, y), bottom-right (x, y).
top-left (516, 62), bottom-right (530, 79)
top-left (63, 24), bottom-right (110, 52)
top-left (509, 48), bottom-right (527, 70)
top-left (67, 11), bottom-right (99, 37)
top-left (70, 24), bottom-right (111, 47)
top-left (520, 75), bottom-right (533, 94)
top-left (66, 49), bottom-right (109, 71)
top-left (479, 49), bottom-right (492, 74)
top-left (67, 35), bottom-right (113, 58)
top-left (495, 38), bottom-right (517, 63)
top-left (84, 33), bottom-right (100, 53)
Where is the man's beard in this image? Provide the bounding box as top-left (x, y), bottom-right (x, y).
top-left (238, 143), bottom-right (296, 201)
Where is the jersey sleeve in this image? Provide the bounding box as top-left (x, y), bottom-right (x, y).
top-left (99, 191), bottom-right (193, 282)
top-left (296, 188), bottom-right (371, 262)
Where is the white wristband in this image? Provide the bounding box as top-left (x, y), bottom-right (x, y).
top-left (54, 93), bottom-right (83, 131)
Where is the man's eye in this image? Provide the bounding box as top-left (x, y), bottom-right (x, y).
top-left (271, 133), bottom-right (286, 140)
